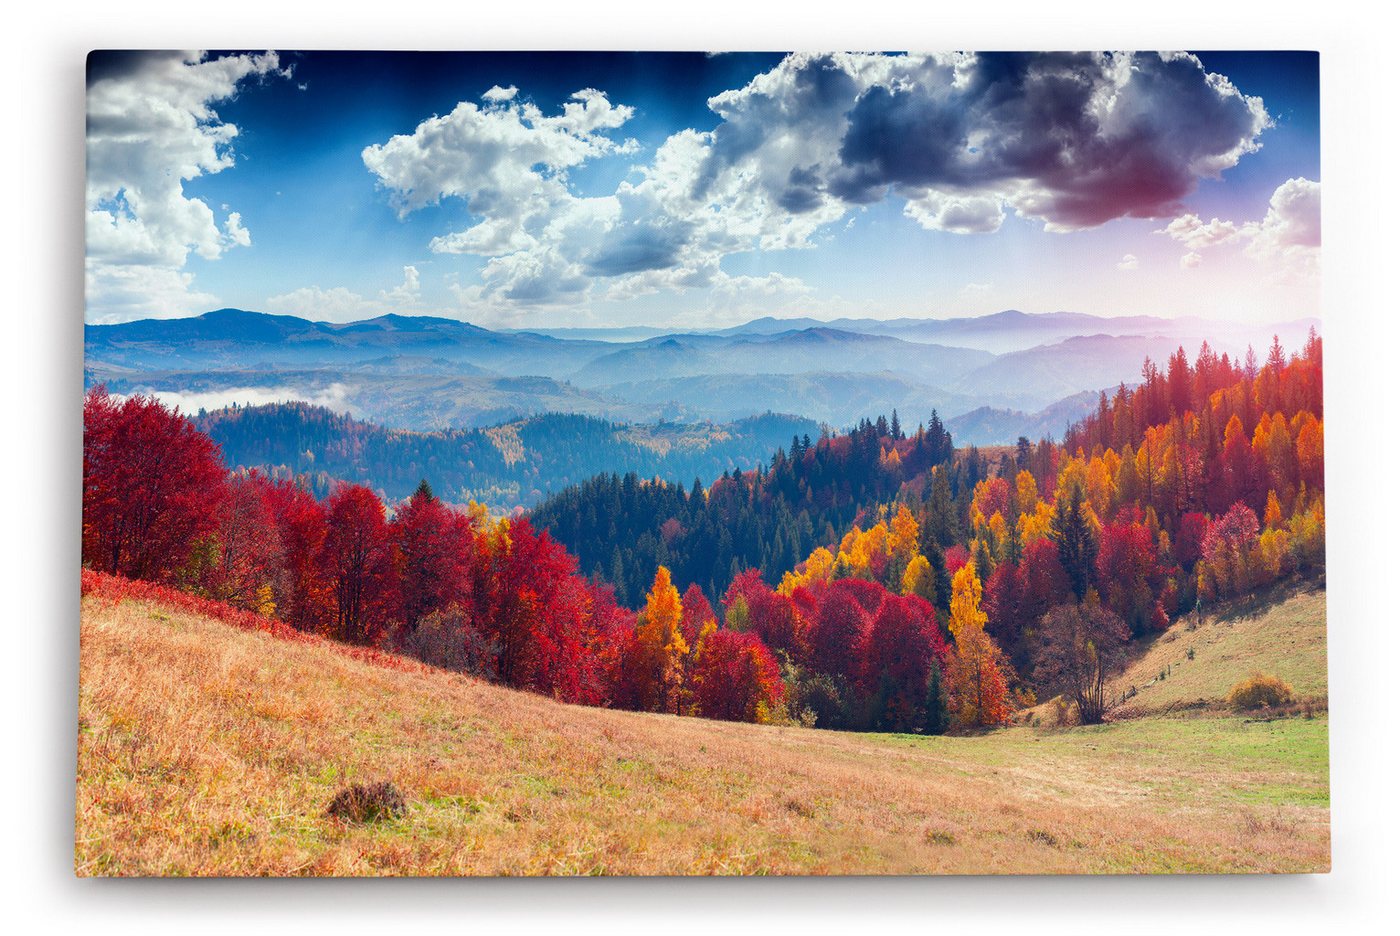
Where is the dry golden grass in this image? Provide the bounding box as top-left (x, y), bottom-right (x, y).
top-left (76, 592), bottom-right (1329, 876)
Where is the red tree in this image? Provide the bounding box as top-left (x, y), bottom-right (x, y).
top-left (809, 583), bottom-right (873, 684)
top-left (321, 483), bottom-right (395, 644)
top-left (1096, 520), bottom-right (1168, 636)
top-left (1174, 511), bottom-right (1210, 572)
top-left (864, 593), bottom-right (945, 731)
top-left (723, 568), bottom-right (805, 658)
top-left (195, 470), bottom-right (284, 612)
top-left (982, 561), bottom-right (1022, 656)
top-left (262, 479), bottom-right (331, 633)
top-left (1019, 538), bottom-right (1071, 625)
top-left (391, 483), bottom-right (477, 631)
top-left (680, 583), bottom-right (717, 647)
top-left (83, 387), bottom-right (228, 581)
top-left (691, 629), bottom-right (785, 723)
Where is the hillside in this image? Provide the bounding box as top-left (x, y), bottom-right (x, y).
top-left (1107, 582), bottom-right (1328, 719)
top-left (77, 587), bottom-right (1329, 876)
top-left (945, 389), bottom-right (1101, 446)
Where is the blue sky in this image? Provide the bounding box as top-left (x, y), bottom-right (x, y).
top-left (84, 51), bottom-right (1320, 327)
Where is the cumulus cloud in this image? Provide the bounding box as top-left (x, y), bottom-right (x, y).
top-left (368, 51), bottom-right (1272, 310)
top-left (903, 191), bottom-right (1005, 234)
top-left (698, 51), bottom-right (1269, 233)
top-left (1158, 177), bottom-right (1319, 277)
top-left (1243, 177), bottom-right (1321, 274)
top-left (268, 265), bottom-right (426, 322)
top-left (1157, 213), bottom-right (1241, 251)
top-left (362, 88), bottom-right (641, 306)
top-left (267, 285), bottom-right (381, 321)
top-left (1117, 253), bottom-right (1140, 270)
top-left (482, 85), bottom-right (519, 103)
top-left (85, 51), bottom-right (289, 320)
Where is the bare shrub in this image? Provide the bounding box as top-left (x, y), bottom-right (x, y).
top-left (1226, 672), bottom-right (1295, 711)
top-left (326, 781), bottom-right (406, 822)
top-left (1036, 604), bottom-right (1131, 724)
top-left (783, 798), bottom-right (816, 819)
top-left (399, 604), bottom-right (497, 677)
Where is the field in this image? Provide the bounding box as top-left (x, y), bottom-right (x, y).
top-left (75, 587), bottom-right (1329, 876)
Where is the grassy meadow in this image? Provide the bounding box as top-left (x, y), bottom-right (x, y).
top-left (75, 585), bottom-right (1329, 876)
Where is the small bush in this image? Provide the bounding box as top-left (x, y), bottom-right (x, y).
top-left (1226, 672), bottom-right (1295, 711)
top-left (326, 781), bottom-right (407, 822)
top-left (925, 828), bottom-right (957, 846)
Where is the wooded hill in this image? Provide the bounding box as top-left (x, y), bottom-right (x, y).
top-left (194, 403), bottom-right (819, 512)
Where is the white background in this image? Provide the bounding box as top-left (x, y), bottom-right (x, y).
top-left (3, 0), bottom-right (1396, 930)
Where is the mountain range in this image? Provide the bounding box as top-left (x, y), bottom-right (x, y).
top-left (85, 307), bottom-right (1319, 443)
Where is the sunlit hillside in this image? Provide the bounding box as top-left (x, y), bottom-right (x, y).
top-left (76, 586), bottom-right (1329, 876)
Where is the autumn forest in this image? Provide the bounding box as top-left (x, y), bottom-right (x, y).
top-left (81, 330), bottom-right (1324, 734)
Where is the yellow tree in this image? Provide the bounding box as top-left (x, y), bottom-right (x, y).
top-left (1084, 454), bottom-right (1116, 520)
top-left (1015, 469), bottom-right (1040, 519)
top-left (636, 566), bottom-right (689, 714)
top-left (1017, 500), bottom-right (1054, 550)
top-left (837, 521), bottom-right (889, 580)
top-left (889, 502), bottom-right (920, 562)
top-left (778, 545), bottom-right (835, 596)
top-left (949, 563), bottom-right (988, 642)
top-left (901, 552), bottom-right (937, 604)
top-left (946, 563), bottom-right (1011, 726)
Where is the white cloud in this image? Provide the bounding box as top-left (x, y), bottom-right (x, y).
top-left (362, 88), bottom-right (634, 222)
top-left (267, 265), bottom-right (428, 322)
top-left (223, 212), bottom-right (251, 248)
top-left (1158, 177), bottom-right (1320, 279)
top-left (379, 265), bottom-right (422, 306)
top-left (691, 272), bottom-right (818, 326)
top-left (267, 285), bottom-right (381, 322)
top-left (903, 191), bottom-right (1004, 234)
top-left (1117, 253), bottom-right (1140, 270)
top-left (1242, 177), bottom-right (1321, 275)
top-left (367, 52), bottom-right (1273, 313)
top-left (85, 51), bottom-right (289, 320)
top-left (1157, 214), bottom-right (1241, 251)
top-left (84, 265), bottom-right (219, 324)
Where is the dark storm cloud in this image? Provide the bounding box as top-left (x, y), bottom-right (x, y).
top-left (697, 52), bottom-right (1272, 232)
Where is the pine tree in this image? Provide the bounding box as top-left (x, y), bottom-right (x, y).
top-left (923, 662), bottom-right (950, 735)
top-left (1051, 478), bottom-right (1097, 602)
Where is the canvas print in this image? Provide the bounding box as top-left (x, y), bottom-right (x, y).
top-left (78, 50), bottom-right (1326, 875)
